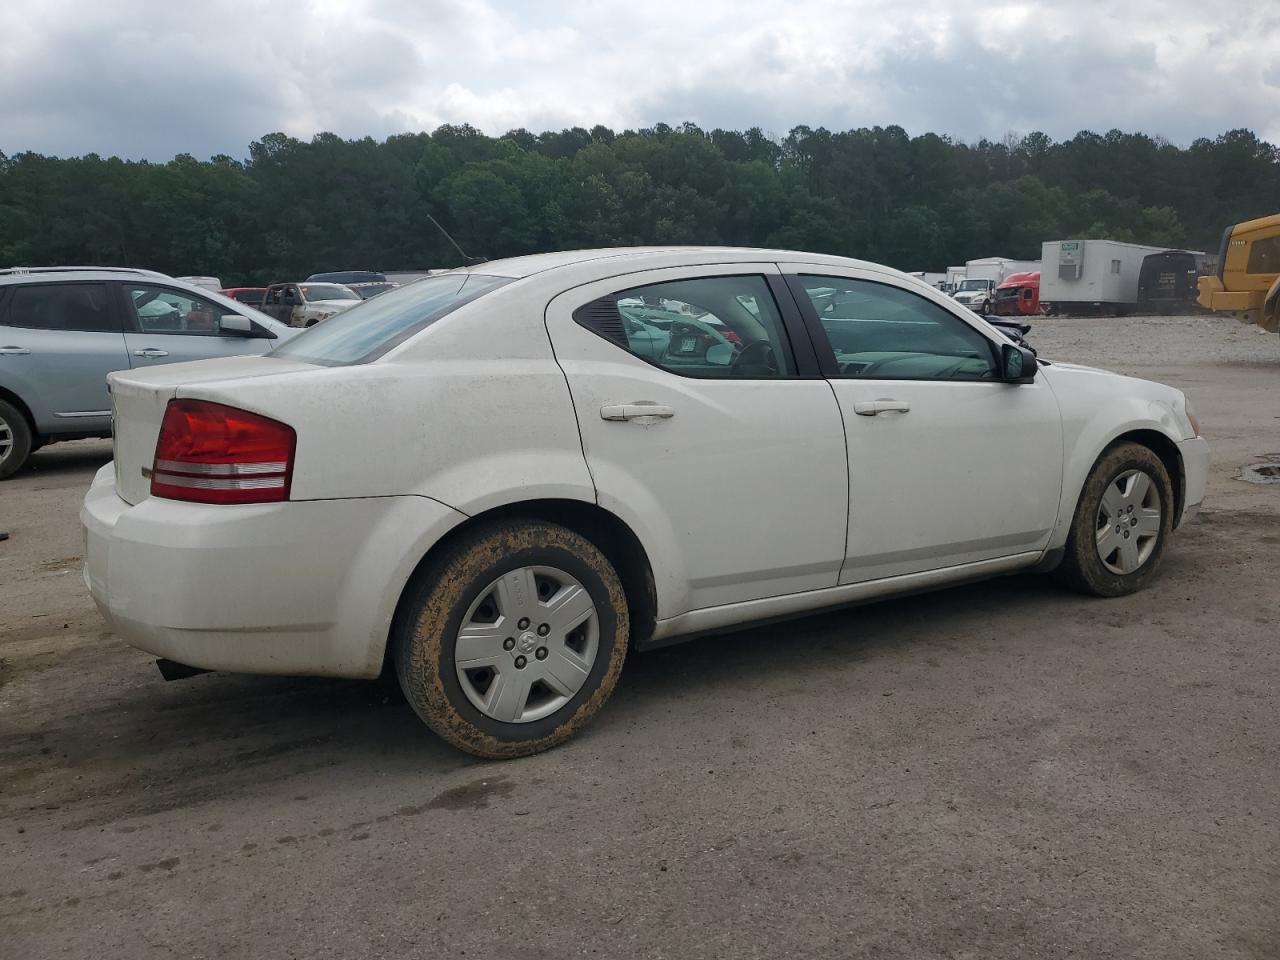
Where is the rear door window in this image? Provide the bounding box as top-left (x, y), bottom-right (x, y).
top-left (574, 275), bottom-right (796, 379)
top-left (271, 272), bottom-right (511, 365)
top-left (4, 282), bottom-right (119, 333)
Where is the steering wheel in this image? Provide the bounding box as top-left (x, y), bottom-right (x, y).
top-left (730, 339), bottom-right (778, 378)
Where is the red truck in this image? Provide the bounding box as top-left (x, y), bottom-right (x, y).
top-left (992, 271), bottom-right (1046, 316)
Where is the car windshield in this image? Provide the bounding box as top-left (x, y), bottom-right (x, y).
top-left (299, 284), bottom-right (359, 302)
top-left (957, 279), bottom-right (988, 291)
top-left (272, 272), bottom-right (512, 365)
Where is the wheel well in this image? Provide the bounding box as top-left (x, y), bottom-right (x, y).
top-left (390, 498), bottom-right (657, 660)
top-left (0, 385), bottom-right (37, 436)
top-left (1108, 429), bottom-right (1185, 524)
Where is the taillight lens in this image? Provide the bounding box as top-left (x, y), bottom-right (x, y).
top-left (150, 399), bottom-right (295, 504)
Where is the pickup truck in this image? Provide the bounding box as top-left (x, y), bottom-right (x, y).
top-left (259, 282), bottom-right (361, 327)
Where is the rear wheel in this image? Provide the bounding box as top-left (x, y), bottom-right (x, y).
top-left (0, 400), bottom-right (33, 480)
top-left (1056, 442), bottom-right (1174, 597)
top-left (393, 519), bottom-right (629, 758)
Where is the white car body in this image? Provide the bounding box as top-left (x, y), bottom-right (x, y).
top-left (83, 247), bottom-right (1209, 682)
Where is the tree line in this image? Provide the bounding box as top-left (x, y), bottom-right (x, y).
top-left (0, 123), bottom-right (1276, 286)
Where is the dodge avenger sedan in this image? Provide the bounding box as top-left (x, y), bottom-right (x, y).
top-left (83, 247), bottom-right (1209, 758)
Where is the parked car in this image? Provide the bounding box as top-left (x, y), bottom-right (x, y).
top-left (0, 267), bottom-right (293, 479)
top-left (83, 247), bottom-right (1208, 759)
top-left (176, 276), bottom-right (223, 292)
top-left (220, 287), bottom-right (268, 306)
top-left (259, 282), bottom-right (361, 327)
top-left (306, 271), bottom-right (398, 299)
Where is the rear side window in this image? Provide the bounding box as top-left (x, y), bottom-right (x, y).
top-left (574, 275), bottom-right (795, 379)
top-left (271, 273), bottom-right (511, 365)
top-left (4, 282), bottom-right (117, 333)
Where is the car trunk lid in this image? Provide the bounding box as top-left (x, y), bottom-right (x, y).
top-left (108, 356), bottom-right (314, 504)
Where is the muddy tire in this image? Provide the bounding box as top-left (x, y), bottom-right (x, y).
top-left (393, 519), bottom-right (628, 759)
top-left (0, 400), bottom-right (33, 481)
top-left (1055, 442), bottom-right (1174, 597)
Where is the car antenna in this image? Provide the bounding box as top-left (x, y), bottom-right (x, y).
top-left (426, 213), bottom-right (487, 267)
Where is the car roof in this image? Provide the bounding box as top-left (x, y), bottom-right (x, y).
top-left (459, 246), bottom-right (912, 281)
top-left (0, 266), bottom-right (172, 285)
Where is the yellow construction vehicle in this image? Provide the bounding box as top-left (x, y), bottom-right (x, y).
top-left (1197, 213), bottom-right (1280, 332)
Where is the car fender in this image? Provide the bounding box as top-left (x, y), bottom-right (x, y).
top-left (1049, 389), bottom-right (1187, 548)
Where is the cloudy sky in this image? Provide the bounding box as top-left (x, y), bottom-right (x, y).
top-left (3, 0), bottom-right (1278, 160)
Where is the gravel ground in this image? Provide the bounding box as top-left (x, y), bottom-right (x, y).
top-left (1, 314), bottom-right (1278, 959)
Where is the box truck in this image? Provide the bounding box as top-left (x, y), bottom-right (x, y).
top-left (1040, 240), bottom-right (1169, 315)
top-left (952, 258), bottom-right (1040, 313)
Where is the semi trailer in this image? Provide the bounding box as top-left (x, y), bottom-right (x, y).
top-left (1136, 250), bottom-right (1213, 314)
top-left (1040, 239), bottom-right (1168, 315)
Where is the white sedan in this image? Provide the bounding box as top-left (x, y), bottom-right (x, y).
top-left (83, 247), bottom-right (1209, 758)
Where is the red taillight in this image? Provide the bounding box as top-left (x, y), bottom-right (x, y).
top-left (150, 399), bottom-right (295, 504)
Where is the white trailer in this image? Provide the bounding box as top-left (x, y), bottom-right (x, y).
top-left (1040, 240), bottom-right (1169, 315)
top-left (945, 265), bottom-right (967, 292)
top-left (964, 257), bottom-right (1040, 284)
top-left (908, 271), bottom-right (948, 289)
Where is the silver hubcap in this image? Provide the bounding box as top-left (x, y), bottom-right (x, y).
top-left (1095, 469), bottom-right (1161, 575)
top-left (455, 565), bottom-right (599, 724)
top-left (0, 415), bottom-right (12, 463)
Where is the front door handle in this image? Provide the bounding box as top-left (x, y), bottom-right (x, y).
top-left (133, 348), bottom-right (170, 359)
top-left (852, 398), bottom-right (911, 417)
top-left (600, 402), bottom-right (676, 422)
top-left (0, 346), bottom-right (30, 355)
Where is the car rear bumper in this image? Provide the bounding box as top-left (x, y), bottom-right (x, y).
top-left (82, 465), bottom-right (466, 678)
top-left (1176, 435), bottom-right (1210, 526)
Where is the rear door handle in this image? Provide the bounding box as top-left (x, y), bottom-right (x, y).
top-left (600, 402), bottom-right (676, 422)
top-left (133, 348), bottom-right (169, 359)
top-left (0, 346), bottom-right (30, 355)
top-left (852, 398), bottom-right (911, 417)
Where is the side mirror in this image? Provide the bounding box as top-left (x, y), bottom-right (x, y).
top-left (1000, 342), bottom-right (1037, 383)
top-left (218, 314), bottom-right (254, 336)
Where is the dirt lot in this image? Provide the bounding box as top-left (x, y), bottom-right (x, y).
top-left (1, 314), bottom-right (1277, 959)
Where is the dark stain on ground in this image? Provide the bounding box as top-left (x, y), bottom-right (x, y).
top-left (425, 774), bottom-right (516, 811)
top-left (137, 857), bottom-right (179, 873)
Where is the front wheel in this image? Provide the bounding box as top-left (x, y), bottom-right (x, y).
top-left (1055, 442), bottom-right (1174, 597)
top-left (393, 519), bottom-right (629, 758)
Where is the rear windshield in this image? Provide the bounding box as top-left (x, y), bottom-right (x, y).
top-left (308, 271), bottom-right (385, 284)
top-left (297, 284), bottom-right (357, 302)
top-left (271, 273), bottom-right (511, 365)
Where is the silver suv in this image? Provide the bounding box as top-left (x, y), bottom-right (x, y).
top-left (0, 268), bottom-right (294, 479)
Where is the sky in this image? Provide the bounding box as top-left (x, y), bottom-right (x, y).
top-left (2, 0), bottom-right (1279, 160)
